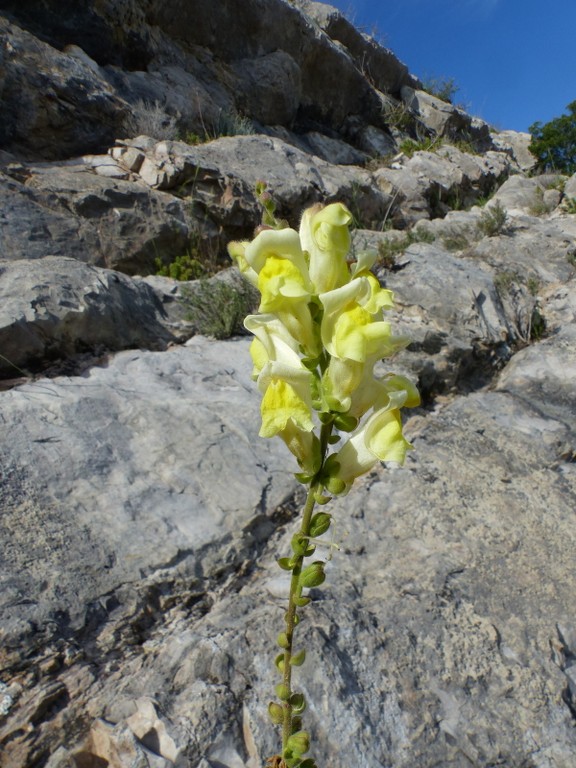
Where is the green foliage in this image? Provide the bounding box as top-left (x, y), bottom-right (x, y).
top-left (528, 187), bottom-right (554, 217)
top-left (564, 197), bottom-right (576, 214)
top-left (494, 270), bottom-right (519, 295)
top-left (376, 226), bottom-right (435, 269)
top-left (442, 228), bottom-right (470, 252)
top-left (399, 136), bottom-right (441, 158)
top-left (382, 99), bottom-right (413, 132)
top-left (529, 101), bottom-right (576, 174)
top-left (127, 99), bottom-right (180, 140)
top-left (477, 201), bottom-right (508, 237)
top-left (181, 109), bottom-right (255, 146)
top-left (449, 138), bottom-right (480, 155)
top-left (155, 251), bottom-right (207, 281)
top-left (530, 307), bottom-right (546, 341)
top-left (181, 278), bottom-right (253, 339)
top-left (421, 75), bottom-right (459, 104)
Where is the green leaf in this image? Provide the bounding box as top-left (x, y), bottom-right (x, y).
top-left (299, 562), bottom-right (325, 588)
top-left (275, 683), bottom-right (290, 700)
top-left (325, 475), bottom-right (346, 495)
top-left (309, 512), bottom-right (331, 537)
top-left (313, 491), bottom-right (332, 505)
top-left (293, 595), bottom-right (311, 607)
top-left (290, 693), bottom-right (307, 713)
top-left (277, 632), bottom-right (289, 649)
top-left (334, 413), bottom-right (359, 432)
top-left (278, 557), bottom-right (295, 571)
top-left (286, 731), bottom-right (310, 757)
top-left (275, 653), bottom-right (285, 673)
top-left (294, 472), bottom-right (313, 484)
top-left (268, 702), bottom-right (284, 724)
top-left (291, 534), bottom-right (309, 557)
top-left (327, 434), bottom-right (341, 444)
top-left (290, 649), bottom-right (306, 666)
top-left (291, 716), bottom-right (303, 732)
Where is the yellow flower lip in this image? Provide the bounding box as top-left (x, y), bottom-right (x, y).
top-left (258, 364), bottom-right (314, 438)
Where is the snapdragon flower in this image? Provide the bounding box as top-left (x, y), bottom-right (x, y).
top-left (229, 198), bottom-right (419, 768)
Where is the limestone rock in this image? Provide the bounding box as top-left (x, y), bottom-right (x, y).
top-left (0, 16), bottom-right (130, 160)
top-left (0, 259), bottom-right (259, 380)
top-left (0, 162), bottom-right (194, 274)
top-left (564, 172), bottom-right (576, 199)
top-left (373, 145), bottom-right (512, 225)
top-left (230, 51), bottom-right (302, 126)
top-left (401, 86), bottom-right (493, 148)
top-left (490, 129), bottom-right (537, 172)
top-left (296, 0), bottom-right (419, 96)
top-left (127, 134), bottom-right (389, 229)
top-left (0, 257), bottom-right (173, 377)
top-left (491, 174), bottom-right (567, 216)
top-left (1, 330), bottom-right (575, 767)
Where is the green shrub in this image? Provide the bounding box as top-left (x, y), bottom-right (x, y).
top-left (529, 101), bottom-right (576, 174)
top-left (376, 226), bottom-right (435, 268)
top-left (528, 187), bottom-right (554, 217)
top-left (442, 229), bottom-right (470, 252)
top-left (477, 201), bottom-right (508, 237)
top-left (155, 250), bottom-right (208, 281)
top-left (399, 136), bottom-right (441, 158)
top-left (421, 75), bottom-right (459, 104)
top-left (127, 99), bottom-right (180, 140)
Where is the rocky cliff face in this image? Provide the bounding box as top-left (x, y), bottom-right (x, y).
top-left (1, 2), bottom-right (576, 768)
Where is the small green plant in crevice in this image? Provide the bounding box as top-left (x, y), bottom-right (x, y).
top-left (477, 201), bottom-right (508, 237)
top-left (544, 176), bottom-right (567, 193)
top-left (126, 99), bottom-right (181, 140)
top-left (566, 248), bottom-right (576, 267)
top-left (528, 187), bottom-right (554, 217)
top-left (421, 75), bottom-right (459, 104)
top-left (475, 192), bottom-right (495, 208)
top-left (442, 228), bottom-right (470, 252)
top-left (375, 226), bottom-right (435, 269)
top-left (382, 98), bottom-right (413, 132)
top-left (448, 138), bottom-right (480, 156)
top-left (155, 251), bottom-right (208, 281)
top-left (530, 307), bottom-right (546, 341)
top-left (563, 197), bottom-right (576, 214)
top-left (180, 278), bottom-right (252, 339)
top-left (180, 108), bottom-right (256, 146)
top-left (526, 276), bottom-right (540, 296)
top-left (155, 228), bottom-right (222, 282)
top-left (398, 136), bottom-right (441, 158)
top-left (493, 269), bottom-right (519, 295)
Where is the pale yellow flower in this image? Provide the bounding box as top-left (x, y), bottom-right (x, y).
top-left (299, 203), bottom-right (352, 293)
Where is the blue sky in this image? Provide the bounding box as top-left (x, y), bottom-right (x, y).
top-left (326, 0), bottom-right (576, 133)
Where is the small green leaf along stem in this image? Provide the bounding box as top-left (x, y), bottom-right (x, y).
top-left (278, 417), bottom-right (335, 762)
top-left (281, 483), bottom-right (317, 749)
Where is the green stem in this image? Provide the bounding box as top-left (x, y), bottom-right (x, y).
top-left (281, 484), bottom-right (317, 752)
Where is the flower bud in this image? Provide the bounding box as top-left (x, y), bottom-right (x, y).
top-left (299, 562), bottom-right (326, 588)
top-left (309, 513), bottom-right (331, 537)
top-left (275, 683), bottom-right (290, 700)
top-left (290, 649), bottom-right (306, 666)
top-left (286, 731), bottom-right (310, 757)
top-left (268, 702), bottom-right (284, 724)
